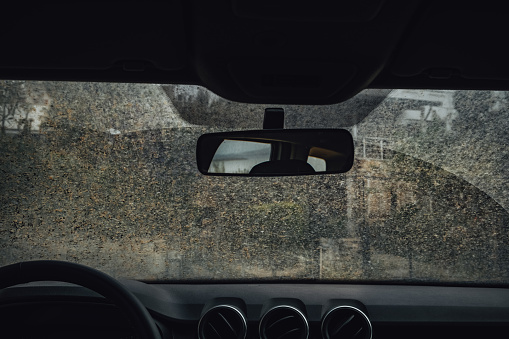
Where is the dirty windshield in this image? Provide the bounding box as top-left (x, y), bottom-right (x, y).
top-left (1, 81), bottom-right (508, 284)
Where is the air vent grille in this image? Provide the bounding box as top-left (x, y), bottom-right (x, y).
top-left (260, 306), bottom-right (308, 339)
top-left (198, 305), bottom-right (247, 339)
top-left (322, 306), bottom-right (372, 339)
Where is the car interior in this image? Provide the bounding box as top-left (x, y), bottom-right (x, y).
top-left (1, 1), bottom-right (509, 338)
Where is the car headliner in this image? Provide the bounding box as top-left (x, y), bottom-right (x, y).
top-left (1, 0), bottom-right (508, 116)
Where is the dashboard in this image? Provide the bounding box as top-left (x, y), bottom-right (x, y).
top-left (1, 281), bottom-right (509, 339)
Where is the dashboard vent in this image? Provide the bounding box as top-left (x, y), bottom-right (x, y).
top-left (198, 305), bottom-right (247, 339)
top-left (321, 306), bottom-right (372, 339)
top-left (260, 305), bottom-right (309, 339)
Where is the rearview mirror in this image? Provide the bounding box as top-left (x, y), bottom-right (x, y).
top-left (196, 129), bottom-right (354, 176)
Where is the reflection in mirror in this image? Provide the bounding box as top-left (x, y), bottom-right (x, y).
top-left (197, 129), bottom-right (354, 176)
top-left (307, 156), bottom-right (326, 172)
top-left (209, 140), bottom-right (271, 174)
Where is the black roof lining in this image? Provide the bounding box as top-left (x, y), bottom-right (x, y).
top-left (1, 1), bottom-right (509, 104)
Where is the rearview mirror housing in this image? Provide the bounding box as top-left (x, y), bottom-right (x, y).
top-left (196, 129), bottom-right (354, 176)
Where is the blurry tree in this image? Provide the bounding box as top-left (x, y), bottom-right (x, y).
top-left (0, 81), bottom-right (30, 135)
top-left (374, 151), bottom-right (508, 280)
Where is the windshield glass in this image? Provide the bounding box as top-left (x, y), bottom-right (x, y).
top-left (1, 81), bottom-right (508, 284)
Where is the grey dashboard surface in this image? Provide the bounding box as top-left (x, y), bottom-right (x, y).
top-left (4, 281), bottom-right (509, 323)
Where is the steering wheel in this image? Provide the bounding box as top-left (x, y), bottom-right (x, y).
top-left (0, 260), bottom-right (161, 339)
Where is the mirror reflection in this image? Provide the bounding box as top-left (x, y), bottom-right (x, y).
top-left (197, 129), bottom-right (354, 176)
top-left (209, 140), bottom-right (271, 174)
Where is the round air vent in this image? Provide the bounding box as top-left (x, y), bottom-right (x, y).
top-left (198, 305), bottom-right (247, 339)
top-left (321, 306), bottom-right (372, 339)
top-left (259, 305), bottom-right (309, 339)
